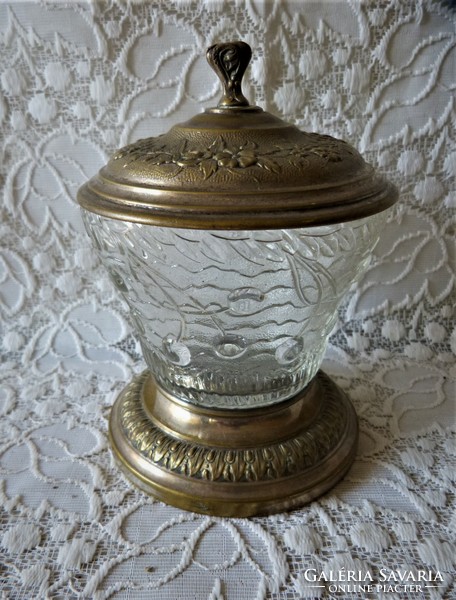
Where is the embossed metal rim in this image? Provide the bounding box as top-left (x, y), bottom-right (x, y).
top-left (78, 175), bottom-right (397, 229)
top-left (108, 371), bottom-right (359, 516)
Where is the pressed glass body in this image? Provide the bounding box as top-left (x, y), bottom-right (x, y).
top-left (82, 209), bottom-right (388, 410)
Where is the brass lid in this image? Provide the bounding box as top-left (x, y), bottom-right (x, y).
top-left (78, 41), bottom-right (398, 230)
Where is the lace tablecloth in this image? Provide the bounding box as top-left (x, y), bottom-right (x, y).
top-left (1, 2), bottom-right (454, 599)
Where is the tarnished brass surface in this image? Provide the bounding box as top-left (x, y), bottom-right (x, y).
top-left (141, 375), bottom-right (322, 447)
top-left (206, 40), bottom-right (251, 108)
top-left (78, 41), bottom-right (398, 229)
top-left (109, 371), bottom-right (358, 516)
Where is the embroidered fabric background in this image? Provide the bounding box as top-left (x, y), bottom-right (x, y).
top-left (0, 1), bottom-right (454, 598)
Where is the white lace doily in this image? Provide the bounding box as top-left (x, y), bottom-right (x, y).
top-left (0, 1), bottom-right (455, 599)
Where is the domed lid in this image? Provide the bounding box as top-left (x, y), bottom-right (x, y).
top-left (78, 41), bottom-right (397, 230)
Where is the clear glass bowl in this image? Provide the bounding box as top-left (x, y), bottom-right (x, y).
top-left (82, 210), bottom-right (387, 409)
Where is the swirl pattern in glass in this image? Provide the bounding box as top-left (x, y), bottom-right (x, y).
top-left (82, 211), bottom-right (387, 408)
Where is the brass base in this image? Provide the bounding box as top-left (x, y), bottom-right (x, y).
top-left (109, 371), bottom-right (358, 517)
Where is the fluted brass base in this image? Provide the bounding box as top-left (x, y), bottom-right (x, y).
top-left (109, 371), bottom-right (358, 517)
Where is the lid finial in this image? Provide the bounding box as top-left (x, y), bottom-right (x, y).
top-left (206, 41), bottom-right (252, 108)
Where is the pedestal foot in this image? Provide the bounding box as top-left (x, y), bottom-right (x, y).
top-left (109, 371), bottom-right (358, 516)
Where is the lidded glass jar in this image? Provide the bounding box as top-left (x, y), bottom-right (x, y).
top-left (78, 42), bottom-right (397, 516)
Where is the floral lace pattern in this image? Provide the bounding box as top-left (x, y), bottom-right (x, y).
top-left (0, 1), bottom-right (455, 599)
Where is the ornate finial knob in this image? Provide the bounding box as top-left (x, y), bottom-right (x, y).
top-left (206, 41), bottom-right (252, 108)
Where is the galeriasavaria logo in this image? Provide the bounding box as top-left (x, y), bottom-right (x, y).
top-left (302, 568), bottom-right (444, 595)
